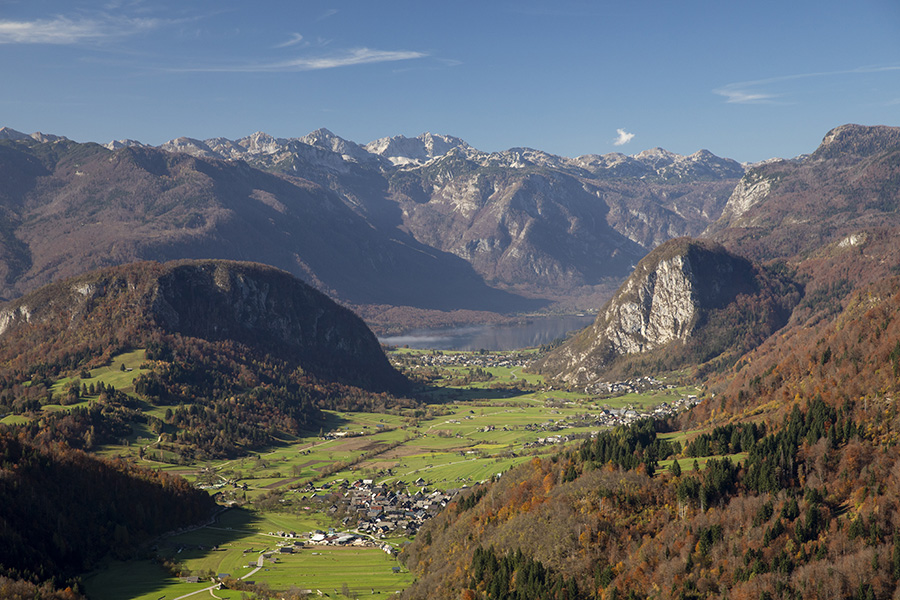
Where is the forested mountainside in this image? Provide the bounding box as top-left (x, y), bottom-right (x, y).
top-left (401, 270), bottom-right (900, 600)
top-left (0, 432), bottom-right (215, 596)
top-left (0, 260), bottom-right (409, 457)
top-left (395, 124), bottom-right (900, 600)
top-left (707, 124), bottom-right (900, 266)
top-left (0, 259), bottom-right (417, 597)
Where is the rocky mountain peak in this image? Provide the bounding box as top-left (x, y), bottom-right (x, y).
top-left (104, 139), bottom-right (147, 151)
top-left (0, 127), bottom-right (29, 141)
top-left (365, 132), bottom-right (469, 166)
top-left (0, 127), bottom-right (68, 144)
top-left (534, 238), bottom-right (790, 385)
top-left (240, 131), bottom-right (281, 155)
top-left (812, 124), bottom-right (900, 161)
top-left (295, 128), bottom-right (375, 163)
top-left (634, 147), bottom-right (679, 166)
top-left (159, 136), bottom-right (216, 157)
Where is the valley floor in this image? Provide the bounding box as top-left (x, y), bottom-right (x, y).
top-left (76, 349), bottom-right (701, 600)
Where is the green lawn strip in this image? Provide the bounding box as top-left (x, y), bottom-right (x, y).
top-left (395, 455), bottom-right (531, 488)
top-left (370, 450), bottom-right (532, 490)
top-left (50, 349), bottom-right (150, 399)
top-left (90, 510), bottom-right (404, 600)
top-left (0, 414), bottom-right (29, 425)
top-left (658, 452), bottom-right (748, 472)
top-left (257, 547), bottom-right (412, 597)
top-left (83, 558), bottom-right (209, 600)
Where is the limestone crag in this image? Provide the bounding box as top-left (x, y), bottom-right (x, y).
top-left (715, 170), bottom-right (774, 226)
top-left (601, 253), bottom-right (698, 356)
top-left (534, 238), bottom-right (783, 385)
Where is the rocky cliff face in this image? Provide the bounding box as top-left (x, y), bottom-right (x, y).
top-left (534, 238), bottom-right (796, 385)
top-left (0, 259), bottom-right (405, 391)
top-left (715, 169), bottom-right (776, 226)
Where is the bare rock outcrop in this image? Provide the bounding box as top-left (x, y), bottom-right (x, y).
top-left (534, 238), bottom-right (797, 385)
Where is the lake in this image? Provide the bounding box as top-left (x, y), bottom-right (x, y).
top-left (378, 314), bottom-right (595, 351)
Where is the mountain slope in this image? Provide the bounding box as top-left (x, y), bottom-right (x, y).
top-left (0, 138), bottom-right (530, 313)
top-left (0, 259), bottom-right (412, 461)
top-left (534, 238), bottom-right (799, 385)
top-left (146, 129), bottom-right (746, 304)
top-left (0, 432), bottom-right (214, 595)
top-left (0, 259), bottom-right (403, 392)
top-left (707, 123), bottom-right (900, 266)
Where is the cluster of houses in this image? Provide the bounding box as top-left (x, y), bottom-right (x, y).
top-left (246, 479), bottom-right (464, 555)
top-left (521, 396), bottom-right (702, 448)
top-left (398, 350), bottom-right (533, 369)
top-left (342, 478), bottom-right (460, 538)
top-left (581, 375), bottom-right (673, 396)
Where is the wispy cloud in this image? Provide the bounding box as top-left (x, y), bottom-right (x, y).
top-left (613, 128), bottom-right (635, 146)
top-left (715, 64), bottom-right (900, 105)
top-left (714, 87), bottom-right (779, 104)
top-left (0, 15), bottom-right (160, 44)
top-left (317, 9), bottom-right (339, 22)
top-left (274, 32), bottom-right (305, 49)
top-left (180, 47), bottom-right (428, 72)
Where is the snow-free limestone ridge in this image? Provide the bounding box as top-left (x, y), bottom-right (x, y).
top-left (533, 238), bottom-right (798, 386)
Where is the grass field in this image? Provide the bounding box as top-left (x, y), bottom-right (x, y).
top-left (84, 508), bottom-right (411, 600)
top-left (77, 347), bottom-right (706, 599)
top-left (1, 350), bottom-right (151, 427)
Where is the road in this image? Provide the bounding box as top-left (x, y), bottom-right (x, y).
top-left (170, 552), bottom-right (265, 600)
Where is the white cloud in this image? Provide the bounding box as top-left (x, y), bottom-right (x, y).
top-left (180, 47), bottom-right (429, 72)
top-left (714, 87), bottom-right (778, 104)
top-left (613, 128), bottom-right (635, 146)
top-left (275, 32), bottom-right (305, 49)
top-left (0, 15), bottom-right (160, 44)
top-left (715, 65), bottom-right (900, 105)
top-left (317, 9), bottom-right (339, 22)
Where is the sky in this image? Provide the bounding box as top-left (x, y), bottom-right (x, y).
top-left (1, 0), bottom-right (899, 163)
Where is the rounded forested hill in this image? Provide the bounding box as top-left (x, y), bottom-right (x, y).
top-left (0, 259), bottom-right (405, 393)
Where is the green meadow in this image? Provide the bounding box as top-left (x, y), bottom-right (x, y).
top-left (78, 347), bottom-right (706, 599)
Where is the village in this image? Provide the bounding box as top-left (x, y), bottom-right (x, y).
top-left (236, 478), bottom-right (465, 559)
top-left (392, 349), bottom-right (534, 370)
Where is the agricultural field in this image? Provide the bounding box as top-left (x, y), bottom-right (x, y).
top-left (79, 347), bottom-right (703, 599)
top-left (83, 509), bottom-right (412, 600)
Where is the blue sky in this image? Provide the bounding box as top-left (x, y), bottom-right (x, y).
top-left (1, 0), bottom-right (899, 162)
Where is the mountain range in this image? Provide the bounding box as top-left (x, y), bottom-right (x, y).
top-left (398, 124), bottom-right (900, 600)
top-left (0, 126), bottom-right (747, 327)
top-left (523, 124), bottom-right (900, 391)
top-left (4, 122), bottom-right (900, 599)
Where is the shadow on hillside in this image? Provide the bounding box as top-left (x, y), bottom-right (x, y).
top-left (415, 385), bottom-right (532, 404)
top-left (314, 411), bottom-right (352, 432)
top-left (84, 507), bottom-right (265, 599)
